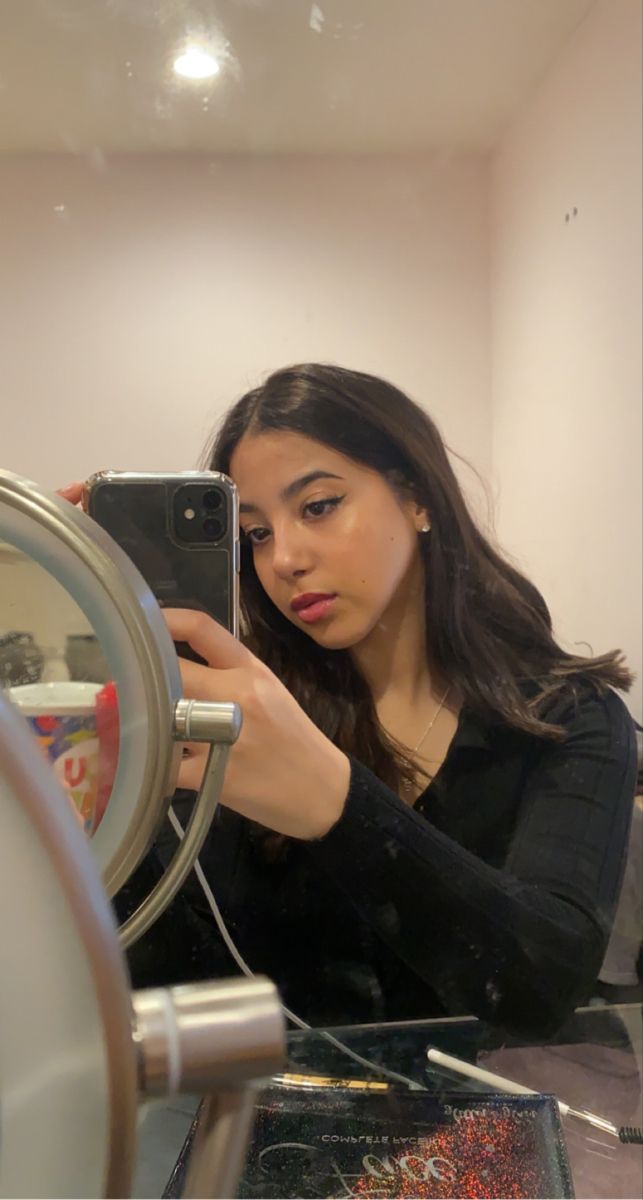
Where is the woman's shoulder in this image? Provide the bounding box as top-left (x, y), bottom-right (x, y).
top-left (528, 676), bottom-right (636, 751)
top-left (462, 677), bottom-right (634, 748)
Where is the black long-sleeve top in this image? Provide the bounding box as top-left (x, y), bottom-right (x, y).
top-left (117, 679), bottom-right (637, 1038)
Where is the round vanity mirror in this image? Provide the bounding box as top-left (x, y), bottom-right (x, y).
top-left (0, 469), bottom-right (183, 897)
top-left (0, 477), bottom-right (281, 1200)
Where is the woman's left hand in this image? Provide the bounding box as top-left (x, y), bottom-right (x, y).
top-left (163, 609), bottom-right (351, 840)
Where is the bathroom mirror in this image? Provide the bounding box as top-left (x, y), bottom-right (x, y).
top-left (1, 0), bottom-right (640, 1046)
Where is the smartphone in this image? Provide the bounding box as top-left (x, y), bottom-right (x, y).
top-left (85, 471), bottom-right (239, 662)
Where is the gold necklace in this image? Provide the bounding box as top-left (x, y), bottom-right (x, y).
top-left (410, 686), bottom-right (451, 754)
top-left (402, 686), bottom-right (451, 798)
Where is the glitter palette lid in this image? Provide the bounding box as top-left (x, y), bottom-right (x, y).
top-left (165, 1084), bottom-right (574, 1199)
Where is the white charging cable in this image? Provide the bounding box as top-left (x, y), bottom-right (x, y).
top-left (168, 806), bottom-right (424, 1091)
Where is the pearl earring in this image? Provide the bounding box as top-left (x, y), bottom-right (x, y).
top-left (420, 522), bottom-right (431, 533)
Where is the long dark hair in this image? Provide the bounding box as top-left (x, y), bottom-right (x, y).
top-left (204, 363), bottom-right (633, 792)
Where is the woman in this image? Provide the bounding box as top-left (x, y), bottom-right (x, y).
top-left (68, 364), bottom-right (638, 1036)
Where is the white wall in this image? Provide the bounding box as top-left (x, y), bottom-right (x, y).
top-left (0, 153), bottom-right (491, 491)
top-left (2, 8), bottom-right (641, 719)
top-left (491, 0), bottom-right (642, 719)
top-left (0, 547), bottom-right (93, 666)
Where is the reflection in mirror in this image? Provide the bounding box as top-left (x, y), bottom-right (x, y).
top-left (0, 539), bottom-right (117, 835)
top-left (1, 0), bottom-right (641, 1071)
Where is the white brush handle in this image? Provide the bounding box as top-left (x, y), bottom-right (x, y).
top-left (426, 1047), bottom-right (626, 1137)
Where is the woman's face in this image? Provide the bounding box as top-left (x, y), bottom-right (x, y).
top-left (230, 430), bottom-right (427, 651)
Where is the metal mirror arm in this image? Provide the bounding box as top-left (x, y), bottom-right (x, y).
top-left (119, 699), bottom-right (242, 949)
top-left (132, 977), bottom-right (285, 1200)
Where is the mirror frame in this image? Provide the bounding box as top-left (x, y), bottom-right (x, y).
top-left (0, 690), bottom-right (138, 1197)
top-left (0, 469), bottom-right (183, 895)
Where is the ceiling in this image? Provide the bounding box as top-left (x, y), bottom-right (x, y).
top-left (0, 0), bottom-right (596, 154)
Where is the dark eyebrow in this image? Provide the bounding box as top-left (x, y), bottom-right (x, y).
top-left (239, 471), bottom-right (344, 515)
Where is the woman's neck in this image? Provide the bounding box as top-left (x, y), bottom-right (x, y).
top-left (350, 556), bottom-right (442, 707)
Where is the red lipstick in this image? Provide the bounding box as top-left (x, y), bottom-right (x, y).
top-left (291, 593), bottom-right (337, 624)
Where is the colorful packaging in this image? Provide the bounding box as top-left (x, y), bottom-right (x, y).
top-left (8, 681), bottom-right (102, 834)
top-left (95, 680), bottom-right (120, 830)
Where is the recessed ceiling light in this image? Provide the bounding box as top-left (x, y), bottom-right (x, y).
top-left (173, 46), bottom-right (220, 80)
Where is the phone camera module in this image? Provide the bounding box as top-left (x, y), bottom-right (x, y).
top-left (172, 482), bottom-right (227, 544)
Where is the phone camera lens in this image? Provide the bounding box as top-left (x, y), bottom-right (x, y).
top-left (203, 489), bottom-right (223, 511)
top-left (203, 517), bottom-right (224, 539)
